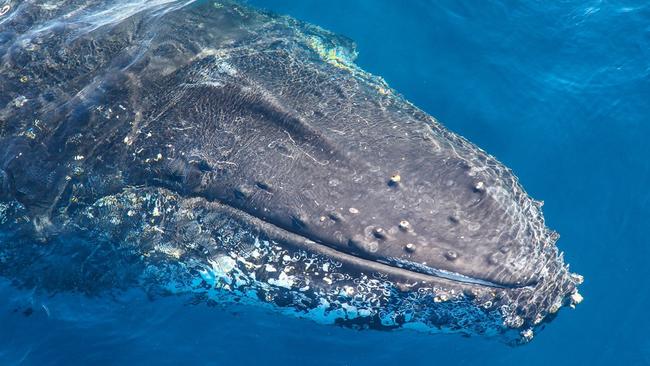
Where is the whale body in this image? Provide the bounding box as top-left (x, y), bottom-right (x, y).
top-left (0, 0), bottom-right (582, 344)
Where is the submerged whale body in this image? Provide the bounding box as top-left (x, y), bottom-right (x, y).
top-left (0, 0), bottom-right (582, 343)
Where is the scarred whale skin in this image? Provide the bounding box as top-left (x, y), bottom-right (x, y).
top-left (0, 0), bottom-right (582, 344)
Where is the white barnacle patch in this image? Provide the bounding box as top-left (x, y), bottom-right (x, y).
top-left (16, 125), bottom-right (36, 140)
top-left (236, 255), bottom-right (259, 271)
top-left (434, 293), bottom-right (449, 303)
top-left (549, 299), bottom-right (562, 314)
top-left (0, 4), bottom-right (10, 16)
top-left (304, 258), bottom-right (316, 270)
top-left (571, 273), bottom-right (585, 285)
top-left (267, 271), bottom-right (295, 289)
top-left (12, 96), bottom-right (27, 108)
top-left (520, 328), bottom-right (534, 343)
top-left (145, 153), bottom-right (164, 163)
top-left (265, 264), bottom-right (277, 272)
top-left (342, 286), bottom-right (354, 297)
top-left (570, 291), bottom-right (584, 308)
top-left (506, 315), bottom-right (525, 328)
top-left (211, 255), bottom-right (236, 274)
top-left (155, 244), bottom-right (184, 259)
top-left (216, 62), bottom-right (238, 76)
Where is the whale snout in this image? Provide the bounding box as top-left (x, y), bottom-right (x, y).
top-left (0, 0), bottom-right (582, 343)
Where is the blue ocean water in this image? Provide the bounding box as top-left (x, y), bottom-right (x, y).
top-left (1, 0), bottom-right (649, 365)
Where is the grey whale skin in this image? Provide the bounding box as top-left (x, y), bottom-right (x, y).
top-left (0, 0), bottom-right (582, 343)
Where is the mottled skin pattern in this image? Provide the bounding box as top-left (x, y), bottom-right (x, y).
top-left (0, 0), bottom-right (582, 343)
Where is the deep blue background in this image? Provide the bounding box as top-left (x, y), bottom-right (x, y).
top-left (2, 1), bottom-right (649, 365)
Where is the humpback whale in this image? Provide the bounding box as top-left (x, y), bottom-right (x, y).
top-left (0, 0), bottom-right (582, 343)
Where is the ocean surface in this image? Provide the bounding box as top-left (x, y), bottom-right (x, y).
top-left (1, 0), bottom-right (649, 365)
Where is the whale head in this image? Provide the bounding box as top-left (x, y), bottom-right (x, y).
top-left (0, 0), bottom-right (582, 344)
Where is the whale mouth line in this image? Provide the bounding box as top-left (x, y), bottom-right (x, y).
top-left (245, 209), bottom-right (519, 289)
top-left (178, 189), bottom-right (526, 290)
